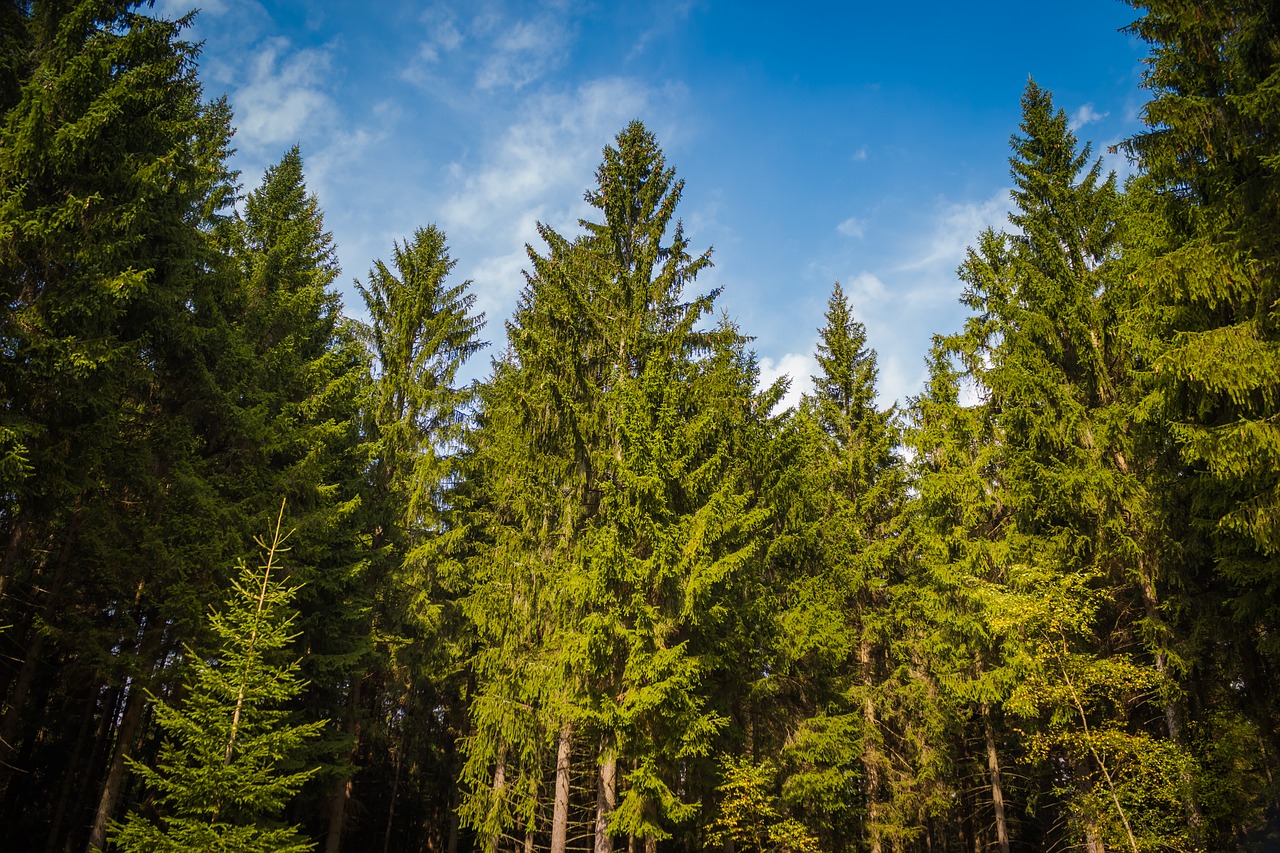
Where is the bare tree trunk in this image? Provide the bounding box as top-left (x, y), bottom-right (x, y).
top-left (859, 637), bottom-right (883, 853)
top-left (0, 526), bottom-right (75, 768)
top-left (487, 749), bottom-right (507, 853)
top-left (982, 703), bottom-right (1010, 853)
top-left (0, 516), bottom-right (27, 599)
top-left (1084, 823), bottom-right (1105, 853)
top-left (595, 747), bottom-right (617, 853)
top-left (84, 678), bottom-right (146, 852)
top-left (43, 684), bottom-right (96, 853)
top-left (382, 726), bottom-right (405, 853)
top-left (550, 721), bottom-right (573, 853)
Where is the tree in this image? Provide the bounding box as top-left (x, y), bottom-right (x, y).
top-left (0, 4), bottom-right (238, 848)
top-left (767, 282), bottom-right (904, 851)
top-left (110, 504), bottom-right (324, 853)
top-left (459, 122), bottom-right (777, 852)
top-left (1123, 3), bottom-right (1280, 825)
top-left (923, 80), bottom-right (1195, 851)
top-left (353, 224), bottom-right (485, 851)
top-left (220, 146), bottom-right (371, 851)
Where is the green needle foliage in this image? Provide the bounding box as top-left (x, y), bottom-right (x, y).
top-left (110, 504), bottom-right (324, 853)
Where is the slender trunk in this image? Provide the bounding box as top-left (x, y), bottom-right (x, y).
top-left (859, 637), bottom-right (883, 853)
top-left (487, 748), bottom-right (507, 853)
top-left (550, 721), bottom-right (573, 853)
top-left (0, 526), bottom-right (75, 766)
top-left (1084, 822), bottom-right (1105, 853)
top-left (524, 832), bottom-right (534, 853)
top-left (43, 684), bottom-right (97, 853)
top-left (0, 516), bottom-right (27, 599)
top-left (382, 726), bottom-right (405, 853)
top-left (84, 678), bottom-right (146, 852)
top-left (982, 703), bottom-right (1010, 853)
top-left (595, 747), bottom-right (617, 853)
top-left (324, 762), bottom-right (354, 853)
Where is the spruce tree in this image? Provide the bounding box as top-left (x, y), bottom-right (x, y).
top-left (930, 80), bottom-right (1195, 850)
top-left (110, 505), bottom-right (323, 853)
top-left (460, 122), bottom-right (774, 851)
top-left (221, 146), bottom-right (371, 851)
top-left (354, 224), bottom-right (485, 849)
top-left (766, 282), bottom-right (903, 851)
top-left (1123, 4), bottom-right (1280, 825)
top-left (0, 3), bottom-right (238, 847)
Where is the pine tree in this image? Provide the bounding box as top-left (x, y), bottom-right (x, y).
top-left (926, 80), bottom-right (1195, 850)
top-left (459, 122), bottom-right (776, 851)
top-left (220, 146), bottom-right (371, 851)
top-left (353, 224), bottom-right (486, 849)
top-left (0, 4), bottom-right (238, 847)
top-left (1123, 3), bottom-right (1280, 825)
top-left (764, 282), bottom-right (903, 851)
top-left (110, 504), bottom-right (324, 853)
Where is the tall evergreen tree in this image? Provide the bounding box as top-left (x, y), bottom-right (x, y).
top-left (931, 81), bottom-right (1198, 850)
top-left (352, 224), bottom-right (485, 851)
top-left (765, 282), bottom-right (903, 851)
top-left (220, 146), bottom-right (370, 851)
top-left (1123, 4), bottom-right (1280, 828)
top-left (460, 122), bottom-right (777, 852)
top-left (0, 4), bottom-right (237, 848)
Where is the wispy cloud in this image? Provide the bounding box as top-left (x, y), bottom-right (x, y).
top-left (413, 4), bottom-right (465, 64)
top-left (232, 38), bottom-right (338, 151)
top-left (899, 189), bottom-right (1010, 274)
top-left (440, 77), bottom-right (659, 319)
top-left (476, 13), bottom-right (576, 91)
top-left (837, 216), bottom-right (866, 238)
top-left (852, 146), bottom-right (868, 162)
top-left (1069, 103), bottom-right (1108, 132)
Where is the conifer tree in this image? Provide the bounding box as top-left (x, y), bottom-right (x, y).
top-left (921, 80), bottom-right (1196, 850)
top-left (220, 146), bottom-right (370, 850)
top-left (110, 505), bottom-right (323, 853)
top-left (766, 283), bottom-right (903, 851)
top-left (1123, 4), bottom-right (1280, 822)
top-left (460, 122), bottom-right (773, 852)
top-left (354, 224), bottom-right (485, 849)
top-left (0, 3), bottom-right (237, 847)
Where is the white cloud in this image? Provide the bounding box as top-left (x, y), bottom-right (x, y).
top-left (476, 15), bottom-right (575, 91)
top-left (440, 77), bottom-right (657, 320)
top-left (757, 352), bottom-right (816, 414)
top-left (414, 5), bottom-right (464, 64)
top-left (232, 38), bottom-right (338, 150)
top-left (847, 271), bottom-right (886, 311)
top-left (837, 216), bottom-right (865, 238)
top-left (899, 189), bottom-right (1010, 274)
top-left (852, 146), bottom-right (868, 162)
top-left (1069, 103), bottom-right (1108, 132)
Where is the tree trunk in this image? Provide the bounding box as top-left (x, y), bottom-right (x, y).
top-left (324, 679), bottom-right (363, 853)
top-left (0, 515), bottom-right (27, 599)
top-left (487, 749), bottom-right (507, 853)
top-left (550, 721), bottom-right (573, 853)
top-left (0, 525), bottom-right (75, 770)
top-left (595, 747), bottom-right (617, 853)
top-left (84, 678), bottom-right (146, 852)
top-left (382, 726), bottom-right (405, 853)
top-left (43, 683), bottom-right (97, 853)
top-left (982, 703), bottom-right (1010, 853)
top-left (859, 637), bottom-right (883, 853)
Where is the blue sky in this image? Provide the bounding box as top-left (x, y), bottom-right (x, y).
top-left (161, 0), bottom-right (1150, 407)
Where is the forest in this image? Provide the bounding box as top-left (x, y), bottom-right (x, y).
top-left (1, 1), bottom-right (1279, 851)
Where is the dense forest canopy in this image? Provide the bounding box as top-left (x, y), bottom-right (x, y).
top-left (1, 2), bottom-right (1278, 851)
